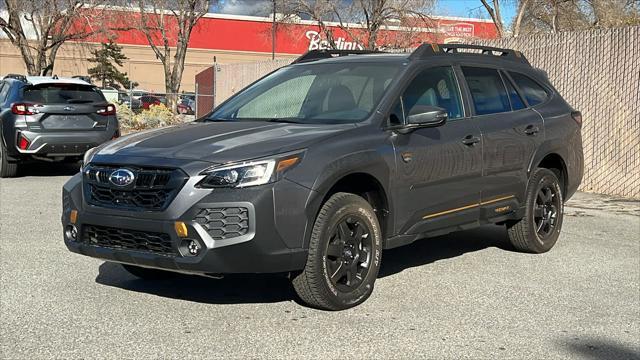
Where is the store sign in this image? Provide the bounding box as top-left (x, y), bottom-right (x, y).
top-left (438, 23), bottom-right (475, 38)
top-left (306, 30), bottom-right (364, 51)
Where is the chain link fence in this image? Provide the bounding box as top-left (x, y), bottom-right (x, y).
top-left (210, 27), bottom-right (640, 199)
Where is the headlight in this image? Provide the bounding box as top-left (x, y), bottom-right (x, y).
top-left (197, 152), bottom-right (302, 189)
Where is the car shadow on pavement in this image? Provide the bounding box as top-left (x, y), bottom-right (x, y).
top-left (95, 262), bottom-right (295, 304)
top-left (95, 224), bottom-right (515, 305)
top-left (16, 162), bottom-right (80, 177)
top-left (379, 224), bottom-right (514, 278)
top-left (560, 337), bottom-right (640, 360)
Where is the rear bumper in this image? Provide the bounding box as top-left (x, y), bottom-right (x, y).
top-left (12, 129), bottom-right (117, 157)
top-left (62, 172), bottom-right (312, 275)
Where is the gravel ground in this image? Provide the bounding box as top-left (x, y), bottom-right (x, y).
top-left (1, 163), bottom-right (639, 359)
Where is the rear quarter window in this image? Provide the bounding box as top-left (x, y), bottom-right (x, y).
top-left (509, 72), bottom-right (549, 106)
top-left (23, 84), bottom-right (105, 104)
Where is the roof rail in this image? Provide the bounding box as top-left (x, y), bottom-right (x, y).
top-left (72, 75), bottom-right (92, 84)
top-left (409, 43), bottom-right (529, 64)
top-left (3, 73), bottom-right (28, 82)
top-left (292, 49), bottom-right (384, 64)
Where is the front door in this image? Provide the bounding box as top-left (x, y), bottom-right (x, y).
top-left (390, 66), bottom-right (483, 235)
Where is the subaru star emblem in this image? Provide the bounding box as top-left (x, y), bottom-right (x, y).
top-left (63, 106), bottom-right (75, 111)
top-left (109, 169), bottom-right (135, 187)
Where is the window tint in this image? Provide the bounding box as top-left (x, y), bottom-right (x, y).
top-left (502, 73), bottom-right (526, 110)
top-left (0, 82), bottom-right (8, 104)
top-left (509, 72), bottom-right (548, 106)
top-left (462, 67), bottom-right (510, 115)
top-left (23, 84), bottom-right (105, 104)
top-left (401, 66), bottom-right (463, 120)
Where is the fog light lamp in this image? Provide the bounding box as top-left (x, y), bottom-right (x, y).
top-left (65, 225), bottom-right (78, 241)
top-left (187, 240), bottom-right (200, 256)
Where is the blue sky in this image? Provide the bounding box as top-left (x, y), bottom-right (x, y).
top-left (436, 0), bottom-right (516, 23)
top-left (211, 0), bottom-right (517, 25)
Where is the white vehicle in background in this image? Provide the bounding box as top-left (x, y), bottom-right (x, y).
top-left (99, 88), bottom-right (119, 103)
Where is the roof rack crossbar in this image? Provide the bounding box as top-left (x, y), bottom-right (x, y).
top-left (3, 73), bottom-right (28, 82)
top-left (409, 43), bottom-right (529, 64)
top-left (292, 49), bottom-right (384, 64)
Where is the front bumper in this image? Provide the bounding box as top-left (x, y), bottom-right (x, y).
top-left (62, 172), bottom-right (313, 274)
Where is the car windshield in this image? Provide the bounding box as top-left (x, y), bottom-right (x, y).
top-left (23, 84), bottom-right (105, 104)
top-left (207, 62), bottom-right (402, 124)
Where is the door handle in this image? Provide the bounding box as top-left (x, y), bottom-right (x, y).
top-left (462, 135), bottom-right (481, 146)
top-left (524, 125), bottom-right (540, 135)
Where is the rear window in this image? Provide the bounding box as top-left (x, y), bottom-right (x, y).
top-left (509, 72), bottom-right (549, 106)
top-left (23, 84), bottom-right (105, 104)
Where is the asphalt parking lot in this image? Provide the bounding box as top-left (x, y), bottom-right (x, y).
top-left (1, 164), bottom-right (639, 359)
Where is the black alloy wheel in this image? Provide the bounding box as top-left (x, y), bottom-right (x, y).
top-left (324, 216), bottom-right (374, 293)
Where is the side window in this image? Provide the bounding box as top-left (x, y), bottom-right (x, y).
top-left (462, 67), bottom-right (511, 115)
top-left (0, 82), bottom-right (9, 105)
top-left (400, 66), bottom-right (463, 120)
top-left (502, 73), bottom-right (526, 110)
top-left (509, 72), bottom-right (549, 106)
top-left (389, 99), bottom-right (404, 126)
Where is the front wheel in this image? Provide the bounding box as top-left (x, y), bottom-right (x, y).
top-left (292, 192), bottom-right (383, 310)
top-left (507, 168), bottom-right (564, 253)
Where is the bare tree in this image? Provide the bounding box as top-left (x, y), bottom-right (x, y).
top-left (0, 0), bottom-right (105, 75)
top-left (287, 0), bottom-right (339, 49)
top-left (283, 0), bottom-right (434, 50)
top-left (136, 0), bottom-right (210, 111)
top-left (332, 0), bottom-right (435, 50)
top-left (518, 0), bottom-right (639, 34)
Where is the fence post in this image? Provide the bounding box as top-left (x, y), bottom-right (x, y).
top-left (195, 83), bottom-right (199, 118)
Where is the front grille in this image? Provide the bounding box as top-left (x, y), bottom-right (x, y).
top-left (83, 164), bottom-right (187, 211)
top-left (194, 207), bottom-right (250, 240)
top-left (82, 224), bottom-right (177, 256)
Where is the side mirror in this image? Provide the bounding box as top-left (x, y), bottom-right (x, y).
top-left (406, 105), bottom-right (448, 128)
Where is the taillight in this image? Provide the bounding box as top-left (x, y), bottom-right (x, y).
top-left (97, 104), bottom-right (116, 116)
top-left (11, 103), bottom-right (38, 115)
top-left (571, 111), bottom-right (582, 127)
top-left (17, 133), bottom-right (30, 150)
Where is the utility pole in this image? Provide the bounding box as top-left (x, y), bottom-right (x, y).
top-left (272, 0), bottom-right (276, 60)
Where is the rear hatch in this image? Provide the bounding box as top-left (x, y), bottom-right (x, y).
top-left (21, 83), bottom-right (113, 131)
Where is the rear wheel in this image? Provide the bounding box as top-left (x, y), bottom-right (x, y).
top-left (0, 140), bottom-right (18, 178)
top-left (121, 264), bottom-right (176, 280)
top-left (292, 192), bottom-right (383, 310)
top-left (507, 168), bottom-right (564, 253)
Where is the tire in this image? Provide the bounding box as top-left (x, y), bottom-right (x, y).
top-left (292, 192), bottom-right (383, 310)
top-left (121, 264), bottom-right (176, 280)
top-left (0, 140), bottom-right (18, 178)
top-left (507, 168), bottom-right (564, 253)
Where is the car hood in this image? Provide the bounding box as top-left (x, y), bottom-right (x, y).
top-left (94, 120), bottom-right (354, 164)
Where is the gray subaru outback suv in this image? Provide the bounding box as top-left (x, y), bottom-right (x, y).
top-left (62, 44), bottom-right (583, 310)
top-left (0, 75), bottom-right (119, 177)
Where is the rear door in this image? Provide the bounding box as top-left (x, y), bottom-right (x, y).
top-left (22, 84), bottom-right (111, 131)
top-left (460, 66), bottom-right (544, 217)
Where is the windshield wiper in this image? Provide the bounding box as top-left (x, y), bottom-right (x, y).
top-left (267, 118), bottom-right (301, 124)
